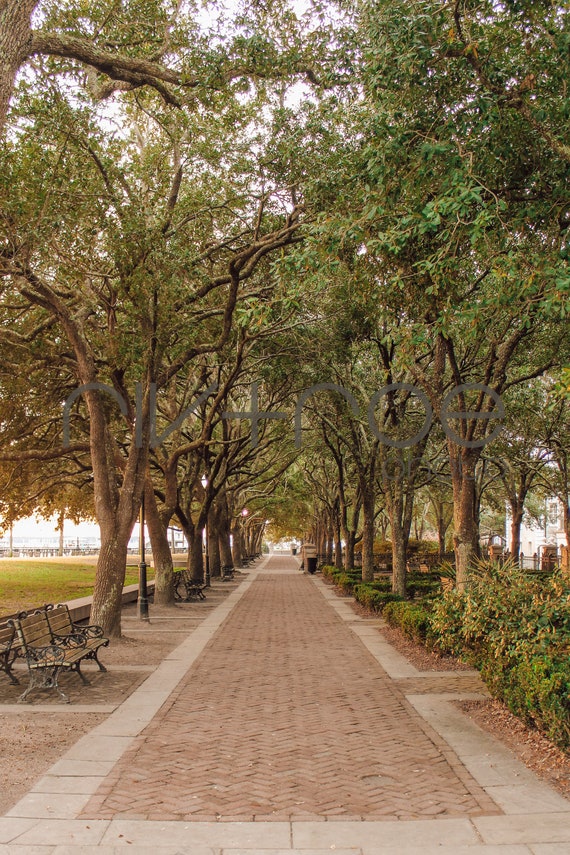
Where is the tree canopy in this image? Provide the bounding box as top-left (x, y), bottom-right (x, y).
top-left (0, 0), bottom-right (568, 629)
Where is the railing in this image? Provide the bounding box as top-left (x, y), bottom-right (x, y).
top-left (0, 546), bottom-right (189, 558)
top-left (0, 546), bottom-right (98, 558)
top-left (317, 551), bottom-right (455, 571)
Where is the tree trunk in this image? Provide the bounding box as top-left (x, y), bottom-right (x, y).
top-left (334, 523), bottom-right (343, 569)
top-left (57, 510), bottom-right (64, 557)
top-left (361, 483), bottom-right (375, 582)
top-left (381, 450), bottom-right (409, 596)
top-left (215, 493), bottom-right (234, 568)
top-left (88, 393), bottom-right (148, 637)
top-left (91, 525), bottom-right (132, 638)
top-left (188, 528), bottom-right (204, 583)
top-left (391, 522), bottom-right (407, 597)
top-left (208, 507), bottom-right (221, 578)
top-left (325, 521), bottom-right (334, 565)
top-left (509, 503), bottom-right (524, 561)
top-left (344, 530), bottom-right (355, 571)
top-left (219, 511), bottom-right (234, 568)
top-left (145, 481), bottom-right (174, 605)
top-left (0, 1), bottom-right (37, 132)
top-left (450, 447), bottom-right (480, 590)
top-left (231, 524), bottom-right (243, 567)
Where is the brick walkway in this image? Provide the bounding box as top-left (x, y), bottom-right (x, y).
top-left (82, 557), bottom-right (499, 822)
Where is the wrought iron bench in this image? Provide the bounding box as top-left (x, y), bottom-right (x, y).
top-left (221, 564), bottom-right (235, 581)
top-left (44, 603), bottom-right (109, 674)
top-left (0, 622), bottom-right (21, 685)
top-left (9, 609), bottom-right (105, 703)
top-left (173, 569), bottom-right (206, 601)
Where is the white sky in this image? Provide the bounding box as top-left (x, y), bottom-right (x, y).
top-left (0, 515), bottom-right (100, 545)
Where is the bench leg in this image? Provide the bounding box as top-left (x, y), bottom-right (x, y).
top-left (18, 666), bottom-right (70, 704)
top-left (1, 661), bottom-right (20, 685)
top-left (71, 662), bottom-right (90, 685)
top-left (91, 649), bottom-right (108, 672)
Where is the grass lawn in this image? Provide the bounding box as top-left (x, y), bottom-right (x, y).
top-left (0, 560), bottom-right (155, 617)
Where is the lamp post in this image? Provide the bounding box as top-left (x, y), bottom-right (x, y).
top-left (240, 508), bottom-right (248, 566)
top-left (201, 475), bottom-right (210, 588)
top-left (137, 493), bottom-right (149, 621)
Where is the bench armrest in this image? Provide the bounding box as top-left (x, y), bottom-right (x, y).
top-left (52, 632), bottom-right (87, 650)
top-left (73, 623), bottom-right (105, 639)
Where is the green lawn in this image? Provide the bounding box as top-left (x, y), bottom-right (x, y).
top-left (0, 561), bottom-right (154, 617)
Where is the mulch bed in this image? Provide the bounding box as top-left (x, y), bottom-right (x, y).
top-left (457, 698), bottom-right (570, 801)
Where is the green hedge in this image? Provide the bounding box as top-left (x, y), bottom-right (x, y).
top-left (383, 600), bottom-right (433, 642)
top-left (321, 566), bottom-right (363, 593)
top-left (353, 583), bottom-right (403, 612)
top-left (430, 562), bottom-right (570, 749)
top-left (320, 565), bottom-right (337, 579)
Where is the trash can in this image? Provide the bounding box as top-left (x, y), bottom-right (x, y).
top-left (301, 540), bottom-right (317, 573)
top-left (306, 556), bottom-right (317, 574)
top-left (291, 546), bottom-right (297, 555)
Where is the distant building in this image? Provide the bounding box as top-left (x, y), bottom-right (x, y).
top-left (505, 497), bottom-right (566, 561)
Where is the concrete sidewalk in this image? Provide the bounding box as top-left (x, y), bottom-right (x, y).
top-left (1, 554), bottom-right (569, 853)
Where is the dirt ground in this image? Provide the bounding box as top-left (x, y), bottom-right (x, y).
top-left (0, 712), bottom-right (105, 814)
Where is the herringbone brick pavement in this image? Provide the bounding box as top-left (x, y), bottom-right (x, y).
top-left (81, 557), bottom-right (500, 822)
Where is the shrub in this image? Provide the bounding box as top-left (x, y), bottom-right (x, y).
top-left (353, 583), bottom-right (403, 612)
top-left (320, 565), bottom-right (337, 580)
top-left (364, 578), bottom-right (392, 592)
top-left (429, 561), bottom-right (570, 748)
top-left (406, 578), bottom-right (442, 598)
top-left (383, 600), bottom-right (433, 642)
top-left (332, 571), bottom-right (361, 594)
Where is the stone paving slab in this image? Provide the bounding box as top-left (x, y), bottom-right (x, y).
top-left (291, 817), bottom-right (481, 848)
top-left (0, 846), bottom-right (538, 855)
top-left (80, 559), bottom-right (498, 822)
top-left (530, 846), bottom-right (570, 854)
top-left (99, 819), bottom-right (291, 848)
top-left (406, 695), bottom-right (570, 815)
top-left (473, 813), bottom-right (570, 845)
top-left (395, 674), bottom-right (489, 695)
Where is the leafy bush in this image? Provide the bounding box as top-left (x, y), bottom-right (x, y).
top-left (383, 600), bottom-right (433, 642)
top-left (406, 577), bottom-right (442, 598)
top-left (320, 565), bottom-right (337, 579)
top-left (364, 578), bottom-right (392, 592)
top-left (331, 570), bottom-right (361, 593)
top-left (353, 583), bottom-right (403, 612)
top-left (407, 539), bottom-right (439, 553)
top-left (430, 561), bottom-right (570, 748)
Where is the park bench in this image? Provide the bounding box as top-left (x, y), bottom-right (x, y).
top-left (9, 608), bottom-right (106, 703)
top-left (0, 622), bottom-right (21, 685)
top-left (221, 564), bottom-right (235, 581)
top-left (44, 603), bottom-right (109, 674)
top-left (173, 569), bottom-right (206, 601)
